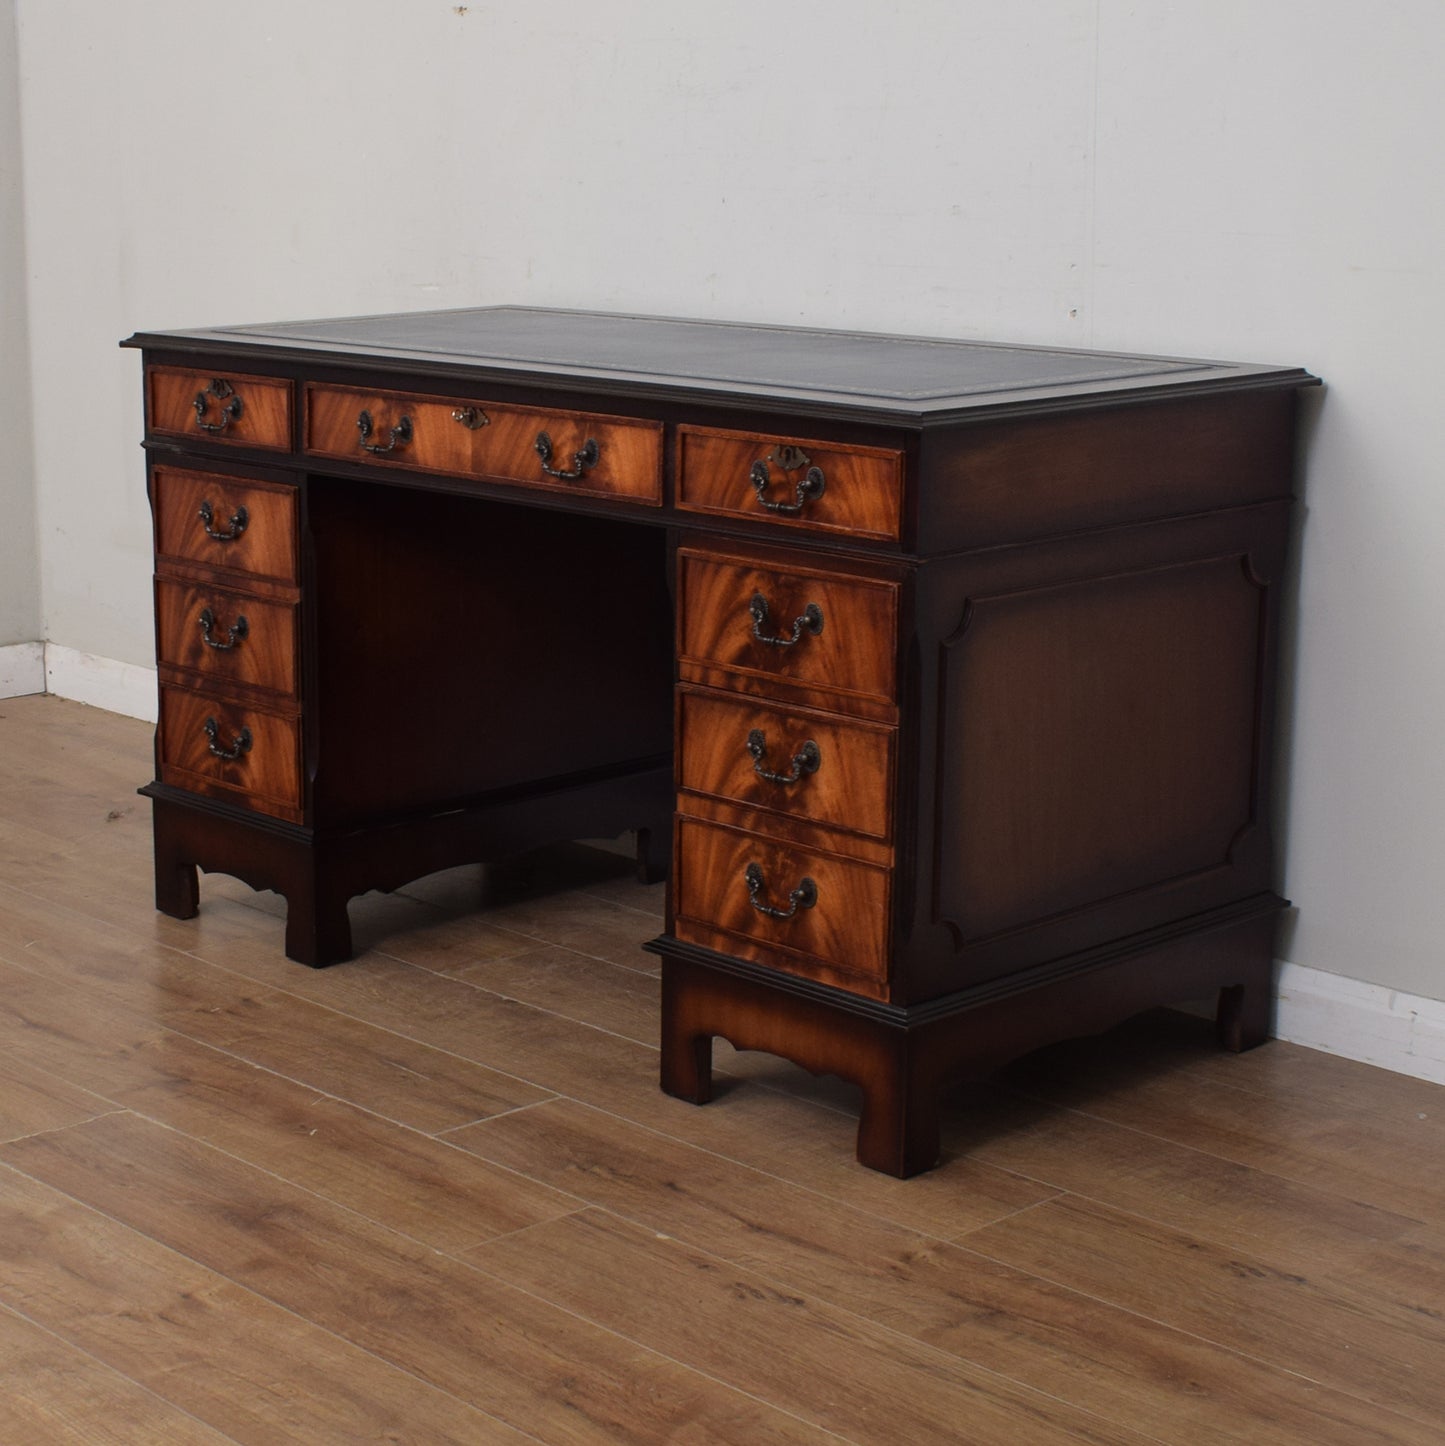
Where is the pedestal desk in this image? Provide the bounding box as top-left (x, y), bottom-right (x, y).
top-left (122, 308), bottom-right (1316, 1176)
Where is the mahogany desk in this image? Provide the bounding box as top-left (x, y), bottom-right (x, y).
top-left (122, 308), bottom-right (1316, 1175)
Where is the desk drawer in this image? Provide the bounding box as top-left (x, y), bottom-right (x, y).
top-left (155, 578), bottom-right (299, 697)
top-left (304, 385), bottom-right (663, 504)
top-left (679, 427), bottom-right (903, 541)
top-left (678, 548), bottom-right (899, 708)
top-left (147, 367), bottom-right (292, 451)
top-left (677, 688), bottom-right (893, 841)
top-left (158, 686), bottom-right (302, 820)
top-left (674, 818), bottom-right (890, 991)
top-left (153, 467), bottom-right (299, 583)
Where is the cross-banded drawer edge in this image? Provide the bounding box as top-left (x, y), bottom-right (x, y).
top-left (304, 383), bottom-right (664, 504)
top-left (147, 366), bottom-right (293, 451)
top-left (678, 424), bottom-right (904, 541)
top-left (151, 466), bottom-right (300, 584)
top-left (158, 685), bottom-right (303, 822)
top-left (673, 816), bottom-right (892, 998)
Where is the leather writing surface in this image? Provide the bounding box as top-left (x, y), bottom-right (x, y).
top-left (218, 306), bottom-right (1209, 406)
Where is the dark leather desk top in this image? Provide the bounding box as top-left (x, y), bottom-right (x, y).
top-left (124, 306), bottom-right (1314, 422)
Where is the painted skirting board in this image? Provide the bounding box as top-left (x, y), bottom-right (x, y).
top-left (0, 641), bottom-right (45, 698)
top-left (4, 642), bottom-right (157, 722)
top-left (43, 643), bottom-right (158, 723)
top-left (9, 643), bottom-right (1445, 1089)
top-left (1273, 962), bottom-right (1445, 1087)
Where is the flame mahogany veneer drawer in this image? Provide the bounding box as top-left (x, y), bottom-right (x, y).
top-left (304, 384), bottom-right (663, 504)
top-left (677, 688), bottom-right (894, 842)
top-left (673, 817), bottom-right (891, 993)
top-left (152, 467), bottom-right (299, 583)
top-left (678, 426), bottom-right (903, 541)
top-left (146, 367), bottom-right (292, 451)
top-left (158, 686), bottom-right (302, 821)
top-left (154, 578), bottom-right (299, 698)
top-left (677, 547), bottom-right (900, 710)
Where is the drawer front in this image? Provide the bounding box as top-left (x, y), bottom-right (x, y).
top-left (678, 427), bottom-right (904, 541)
top-left (158, 687), bottom-right (301, 819)
top-left (674, 818), bottom-right (889, 987)
top-left (304, 385), bottom-right (663, 504)
top-left (677, 689), bottom-right (893, 841)
top-left (678, 549), bottom-right (899, 707)
top-left (152, 468), bottom-right (299, 583)
top-left (147, 367), bottom-right (292, 451)
top-left (155, 579), bottom-right (299, 697)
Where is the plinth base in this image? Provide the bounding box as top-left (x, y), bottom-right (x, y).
top-left (650, 897), bottom-right (1281, 1177)
top-left (145, 762), bottom-right (672, 966)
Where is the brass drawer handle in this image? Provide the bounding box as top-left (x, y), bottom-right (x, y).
top-left (193, 379), bottom-right (244, 434)
top-left (744, 862), bottom-right (817, 919)
top-left (746, 729), bottom-right (821, 785)
top-left (203, 717), bottom-right (252, 761)
top-left (749, 592), bottom-right (823, 648)
top-left (356, 409), bottom-right (413, 455)
top-left (750, 446), bottom-right (825, 516)
top-left (197, 500), bottom-right (249, 542)
top-left (198, 607), bottom-right (249, 651)
top-left (535, 431), bottom-right (600, 481)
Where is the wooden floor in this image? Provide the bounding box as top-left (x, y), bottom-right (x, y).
top-left (1, 695), bottom-right (1443, 1444)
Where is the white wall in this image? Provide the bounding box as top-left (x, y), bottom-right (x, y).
top-left (10, 1), bottom-right (1445, 1011)
top-left (0, 0), bottom-right (39, 651)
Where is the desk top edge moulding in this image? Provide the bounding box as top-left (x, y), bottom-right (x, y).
top-left (123, 304), bottom-right (1314, 420)
top-left (124, 306), bottom-right (1318, 1176)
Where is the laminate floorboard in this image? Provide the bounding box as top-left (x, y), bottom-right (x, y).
top-left (469, 1209), bottom-right (1162, 1446)
top-left (959, 1195), bottom-right (1445, 1432)
top-left (452, 1098), bottom-right (1435, 1445)
top-left (997, 1013), bottom-right (1445, 1220)
top-left (2, 694), bottom-right (1443, 1443)
top-left (0, 1168), bottom-right (538, 1443)
top-left (0, 1300), bottom-right (234, 1445)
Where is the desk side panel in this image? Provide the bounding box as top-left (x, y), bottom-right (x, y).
top-left (892, 498), bottom-right (1293, 1003)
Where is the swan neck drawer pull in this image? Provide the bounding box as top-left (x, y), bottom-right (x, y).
top-left (744, 861), bottom-right (818, 919)
top-left (746, 728), bottom-right (821, 785)
top-left (193, 379), bottom-right (244, 434)
top-left (197, 500), bottom-right (249, 542)
top-left (749, 592), bottom-right (823, 648)
top-left (198, 608), bottom-right (249, 651)
top-left (203, 717), bottom-right (252, 761)
top-left (535, 431), bottom-right (600, 481)
top-left (750, 446), bottom-right (825, 515)
top-left (356, 409), bottom-right (413, 455)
